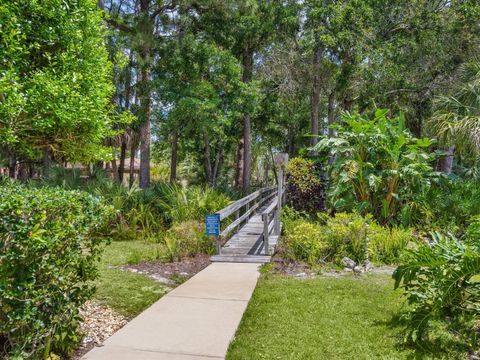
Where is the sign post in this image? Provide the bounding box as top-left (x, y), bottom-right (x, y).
top-left (206, 214), bottom-right (221, 254)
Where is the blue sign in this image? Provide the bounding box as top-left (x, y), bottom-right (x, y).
top-left (205, 214), bottom-right (220, 236)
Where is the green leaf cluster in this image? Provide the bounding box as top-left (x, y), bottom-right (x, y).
top-left (0, 180), bottom-right (113, 358)
top-left (393, 230), bottom-right (480, 347)
top-left (0, 0), bottom-right (114, 163)
top-left (314, 109), bottom-right (439, 225)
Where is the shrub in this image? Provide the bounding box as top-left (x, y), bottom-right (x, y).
top-left (153, 182), bottom-right (231, 224)
top-left (285, 157), bottom-right (325, 214)
top-left (422, 179), bottom-right (480, 231)
top-left (283, 221), bottom-right (326, 265)
top-left (393, 231), bottom-right (480, 347)
top-left (322, 212), bottom-right (369, 264)
top-left (282, 209), bottom-right (412, 266)
top-left (313, 109), bottom-right (438, 226)
top-left (368, 224), bottom-right (413, 264)
top-left (42, 167), bottom-right (165, 241)
top-left (163, 220), bottom-right (214, 261)
top-left (0, 180), bottom-right (113, 358)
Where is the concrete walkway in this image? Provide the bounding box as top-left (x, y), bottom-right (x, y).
top-left (82, 262), bottom-right (260, 360)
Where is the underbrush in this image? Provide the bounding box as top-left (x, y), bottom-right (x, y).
top-left (280, 204), bottom-right (480, 356)
top-left (421, 179), bottom-right (480, 232)
top-left (281, 208), bottom-right (413, 267)
top-left (42, 167), bottom-right (231, 247)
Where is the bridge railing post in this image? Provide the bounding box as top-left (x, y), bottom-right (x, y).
top-left (216, 235), bottom-right (221, 255)
top-left (263, 213), bottom-right (269, 255)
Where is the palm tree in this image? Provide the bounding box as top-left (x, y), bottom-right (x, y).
top-left (428, 61), bottom-right (480, 172)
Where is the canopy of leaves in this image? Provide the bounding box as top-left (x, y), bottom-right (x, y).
top-left (0, 0), bottom-right (115, 162)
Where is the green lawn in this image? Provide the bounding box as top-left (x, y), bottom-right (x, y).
top-left (227, 273), bottom-right (464, 360)
top-left (92, 240), bottom-right (170, 317)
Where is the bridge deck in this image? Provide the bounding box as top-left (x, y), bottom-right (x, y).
top-left (210, 212), bottom-right (279, 264)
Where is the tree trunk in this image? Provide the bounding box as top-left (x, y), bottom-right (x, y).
top-left (212, 146), bottom-right (223, 188)
top-left (17, 161), bottom-right (28, 181)
top-left (111, 157), bottom-right (120, 182)
top-left (287, 126), bottom-right (296, 156)
top-left (138, 0), bottom-right (152, 189)
top-left (138, 72), bottom-right (151, 189)
top-left (264, 159), bottom-right (270, 187)
top-left (170, 130), bottom-right (178, 183)
top-left (242, 47), bottom-right (253, 194)
top-left (43, 147), bottom-right (50, 178)
top-left (437, 146), bottom-right (455, 174)
top-left (129, 142), bottom-right (136, 188)
top-left (310, 46), bottom-right (322, 152)
top-left (204, 133), bottom-right (213, 186)
top-left (118, 140), bottom-right (127, 183)
top-left (119, 53), bottom-right (133, 184)
top-left (235, 138), bottom-right (244, 189)
top-left (342, 91), bottom-right (352, 112)
top-left (328, 91), bottom-right (335, 138)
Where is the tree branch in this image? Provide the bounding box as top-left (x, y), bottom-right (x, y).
top-left (150, 2), bottom-right (177, 19)
top-left (105, 17), bottom-right (134, 33)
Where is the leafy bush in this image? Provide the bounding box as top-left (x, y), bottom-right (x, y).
top-left (282, 209), bottom-right (412, 266)
top-left (153, 182), bottom-right (231, 224)
top-left (42, 167), bottom-right (165, 241)
top-left (422, 179), bottom-right (480, 231)
top-left (42, 169), bottom-right (232, 240)
top-left (285, 157), bottom-right (325, 214)
top-left (368, 224), bottom-right (413, 264)
top-left (322, 212), bottom-right (370, 264)
top-left (163, 220), bottom-right (214, 261)
top-left (314, 109), bottom-right (438, 226)
top-left (393, 231), bottom-right (480, 347)
top-left (283, 221), bottom-right (326, 265)
top-left (0, 180), bottom-right (113, 358)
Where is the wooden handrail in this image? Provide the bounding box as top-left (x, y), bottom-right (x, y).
top-left (214, 186), bottom-right (277, 254)
top-left (216, 186), bottom-right (275, 221)
top-left (261, 198), bottom-right (277, 217)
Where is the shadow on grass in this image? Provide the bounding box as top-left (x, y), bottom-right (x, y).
top-left (373, 314), bottom-right (467, 360)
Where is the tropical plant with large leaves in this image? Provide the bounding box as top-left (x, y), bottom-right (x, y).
top-left (393, 230), bottom-right (480, 347)
top-left (314, 109), bottom-right (438, 225)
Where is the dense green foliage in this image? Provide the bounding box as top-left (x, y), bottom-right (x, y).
top-left (1, 0), bottom-right (480, 358)
top-left (0, 180), bottom-right (113, 358)
top-left (43, 168), bottom-right (231, 241)
top-left (282, 209), bottom-right (413, 266)
top-left (0, 0), bottom-right (116, 164)
top-left (164, 221), bottom-right (213, 261)
top-left (393, 228), bottom-right (480, 349)
top-left (314, 110), bottom-right (438, 226)
top-left (423, 179), bottom-right (480, 231)
top-left (428, 61), bottom-right (480, 155)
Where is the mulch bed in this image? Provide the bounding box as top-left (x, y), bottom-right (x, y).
top-left (69, 301), bottom-right (128, 360)
top-left (119, 253), bottom-right (211, 285)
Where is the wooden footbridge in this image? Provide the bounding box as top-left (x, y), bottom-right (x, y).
top-left (209, 154), bottom-right (288, 264)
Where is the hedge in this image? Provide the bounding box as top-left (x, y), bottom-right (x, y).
top-left (0, 180), bottom-right (113, 359)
